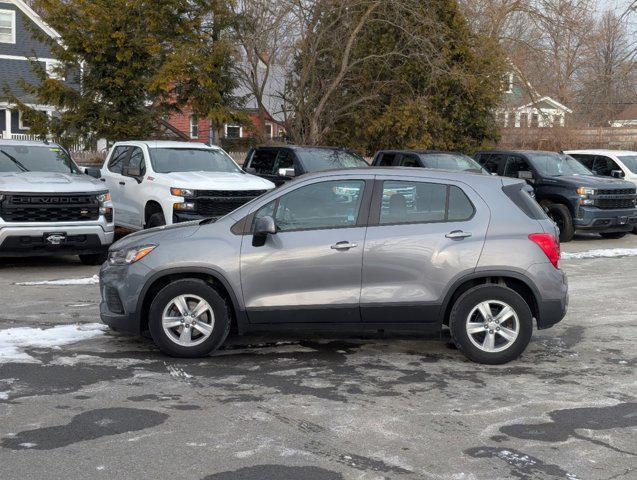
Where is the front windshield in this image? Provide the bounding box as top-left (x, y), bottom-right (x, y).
top-left (618, 155), bottom-right (637, 174)
top-left (296, 148), bottom-right (368, 173)
top-left (528, 153), bottom-right (592, 176)
top-left (0, 145), bottom-right (78, 174)
top-left (149, 148), bottom-right (242, 174)
top-left (422, 153), bottom-right (485, 172)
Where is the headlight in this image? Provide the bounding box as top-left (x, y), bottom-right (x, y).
top-left (97, 191), bottom-right (111, 203)
top-left (108, 245), bottom-right (156, 265)
top-left (577, 187), bottom-right (595, 196)
top-left (171, 187), bottom-right (195, 197)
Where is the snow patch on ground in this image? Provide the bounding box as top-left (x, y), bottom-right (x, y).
top-left (16, 274), bottom-right (99, 286)
top-left (0, 391), bottom-right (9, 400)
top-left (562, 248), bottom-right (637, 260)
top-left (0, 323), bottom-right (107, 363)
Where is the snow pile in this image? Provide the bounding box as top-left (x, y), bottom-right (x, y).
top-left (0, 323), bottom-right (107, 363)
top-left (562, 248), bottom-right (637, 260)
top-left (16, 274), bottom-right (100, 286)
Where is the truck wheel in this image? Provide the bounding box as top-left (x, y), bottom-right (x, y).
top-left (600, 232), bottom-right (627, 239)
top-left (79, 252), bottom-right (108, 265)
top-left (148, 279), bottom-right (231, 358)
top-left (146, 212), bottom-right (166, 229)
top-left (449, 284), bottom-right (533, 365)
top-left (546, 204), bottom-right (574, 242)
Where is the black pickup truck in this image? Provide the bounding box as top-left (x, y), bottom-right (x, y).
top-left (243, 146), bottom-right (369, 186)
top-left (372, 150), bottom-right (486, 173)
top-left (475, 150), bottom-right (637, 242)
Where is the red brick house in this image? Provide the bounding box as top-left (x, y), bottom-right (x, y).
top-left (165, 66), bottom-right (286, 145)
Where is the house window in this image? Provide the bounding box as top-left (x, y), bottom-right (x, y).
top-left (19, 110), bottom-right (43, 130)
top-left (45, 60), bottom-right (66, 81)
top-left (264, 123), bottom-right (273, 138)
top-left (0, 10), bottom-right (16, 44)
top-left (189, 115), bottom-right (199, 139)
top-left (225, 124), bottom-right (242, 139)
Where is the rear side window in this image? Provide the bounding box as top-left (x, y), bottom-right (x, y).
top-left (398, 154), bottom-right (420, 167)
top-left (379, 181), bottom-right (474, 225)
top-left (107, 146), bottom-right (129, 174)
top-left (569, 154), bottom-right (594, 170)
top-left (502, 183), bottom-right (547, 220)
top-left (250, 149), bottom-right (279, 174)
top-left (503, 156), bottom-right (532, 178)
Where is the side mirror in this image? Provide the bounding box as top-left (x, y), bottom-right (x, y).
top-left (123, 166), bottom-right (142, 182)
top-left (278, 167), bottom-right (295, 178)
top-left (518, 170), bottom-right (534, 181)
top-left (244, 166), bottom-right (256, 174)
top-left (611, 169), bottom-right (624, 179)
top-left (85, 167), bottom-right (101, 179)
top-left (252, 215), bottom-right (276, 247)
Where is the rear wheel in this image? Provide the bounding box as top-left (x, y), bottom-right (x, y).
top-left (600, 232), bottom-right (627, 239)
top-left (79, 252), bottom-right (108, 265)
top-left (449, 284), bottom-right (533, 365)
top-left (146, 212), bottom-right (166, 229)
top-left (546, 204), bottom-right (574, 242)
top-left (148, 279), bottom-right (230, 357)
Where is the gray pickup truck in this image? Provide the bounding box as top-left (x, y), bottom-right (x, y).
top-left (0, 140), bottom-right (114, 264)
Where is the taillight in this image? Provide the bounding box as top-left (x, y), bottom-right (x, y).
top-left (529, 233), bottom-right (560, 268)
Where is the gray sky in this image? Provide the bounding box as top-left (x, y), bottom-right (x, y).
top-left (595, 0), bottom-right (632, 15)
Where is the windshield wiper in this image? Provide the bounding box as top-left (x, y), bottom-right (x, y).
top-left (0, 149), bottom-right (29, 172)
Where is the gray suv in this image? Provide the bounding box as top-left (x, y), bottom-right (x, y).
top-left (100, 168), bottom-right (568, 364)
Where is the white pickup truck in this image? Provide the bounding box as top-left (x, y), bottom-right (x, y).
top-left (0, 139), bottom-right (114, 264)
top-left (87, 141), bottom-right (275, 230)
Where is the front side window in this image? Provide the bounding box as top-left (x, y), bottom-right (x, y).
top-left (379, 181), bottom-right (473, 225)
top-left (398, 155), bottom-right (420, 167)
top-left (249, 149), bottom-right (279, 175)
top-left (569, 154), bottom-right (594, 170)
top-left (274, 180), bottom-right (366, 232)
top-left (592, 156), bottom-right (620, 176)
top-left (296, 148), bottom-right (368, 172)
top-left (127, 147), bottom-right (146, 176)
top-left (478, 155), bottom-right (502, 174)
top-left (0, 10), bottom-right (15, 43)
top-left (107, 146), bottom-right (130, 174)
top-left (618, 155), bottom-right (637, 174)
top-left (0, 145), bottom-right (78, 173)
top-left (504, 157), bottom-right (532, 178)
top-left (149, 148), bottom-right (241, 173)
top-left (529, 153), bottom-right (593, 176)
top-left (378, 153), bottom-right (396, 166)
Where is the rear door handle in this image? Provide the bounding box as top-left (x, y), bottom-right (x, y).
top-left (99, 178), bottom-right (106, 182)
top-left (119, 181), bottom-right (126, 186)
top-left (331, 241), bottom-right (358, 250)
top-left (446, 230), bottom-right (472, 239)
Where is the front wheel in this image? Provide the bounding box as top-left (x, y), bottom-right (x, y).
top-left (449, 284), bottom-right (533, 365)
top-left (546, 204), bottom-right (574, 242)
top-left (600, 232), bottom-right (627, 239)
top-left (146, 212), bottom-right (166, 229)
top-left (148, 279), bottom-right (230, 357)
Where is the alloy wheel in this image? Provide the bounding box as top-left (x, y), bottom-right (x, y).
top-left (465, 300), bottom-right (520, 353)
top-left (161, 294), bottom-right (215, 347)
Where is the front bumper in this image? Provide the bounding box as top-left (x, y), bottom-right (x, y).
top-left (0, 217), bottom-right (114, 257)
top-left (574, 207), bottom-right (637, 232)
top-left (99, 260), bottom-right (149, 334)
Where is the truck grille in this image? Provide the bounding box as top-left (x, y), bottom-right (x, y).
top-left (194, 190), bottom-right (268, 217)
top-left (596, 198), bottom-right (636, 209)
top-left (0, 193), bottom-right (99, 222)
top-left (597, 188), bottom-right (635, 196)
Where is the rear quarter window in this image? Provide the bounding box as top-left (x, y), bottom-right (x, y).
top-left (502, 183), bottom-right (547, 220)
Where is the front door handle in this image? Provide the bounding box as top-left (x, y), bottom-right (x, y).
top-left (446, 230), bottom-right (472, 239)
top-left (99, 178), bottom-right (106, 182)
top-left (119, 181), bottom-right (126, 186)
top-left (331, 241), bottom-right (358, 250)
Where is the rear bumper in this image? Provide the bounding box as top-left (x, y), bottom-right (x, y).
top-left (574, 207), bottom-right (637, 232)
top-left (527, 263), bottom-right (569, 329)
top-left (0, 219), bottom-right (114, 257)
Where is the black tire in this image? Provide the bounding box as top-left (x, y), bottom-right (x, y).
top-left (449, 284), bottom-right (534, 365)
top-left (79, 252), bottom-right (108, 265)
top-left (146, 212), bottom-right (166, 229)
top-left (148, 279), bottom-right (230, 357)
top-left (600, 232), bottom-right (627, 239)
top-left (546, 204), bottom-right (574, 242)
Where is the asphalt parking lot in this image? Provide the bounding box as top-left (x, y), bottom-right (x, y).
top-left (0, 235), bottom-right (635, 480)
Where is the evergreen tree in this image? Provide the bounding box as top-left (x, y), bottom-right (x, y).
top-left (7, 0), bottom-right (240, 144)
